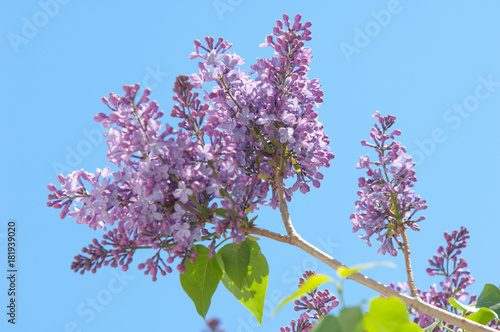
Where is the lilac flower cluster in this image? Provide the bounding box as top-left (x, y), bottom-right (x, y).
top-left (203, 318), bottom-right (225, 332)
top-left (280, 271), bottom-right (340, 332)
top-left (190, 13), bottom-right (333, 206)
top-left (47, 14), bottom-right (333, 280)
top-left (350, 112), bottom-right (427, 256)
top-left (390, 227), bottom-right (499, 331)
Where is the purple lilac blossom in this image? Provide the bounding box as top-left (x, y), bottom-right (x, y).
top-left (389, 227), bottom-right (500, 331)
top-left (280, 271), bottom-right (340, 332)
top-left (190, 13), bottom-right (334, 204)
top-left (47, 14), bottom-right (333, 280)
top-left (203, 318), bottom-right (225, 332)
top-left (350, 112), bottom-right (427, 256)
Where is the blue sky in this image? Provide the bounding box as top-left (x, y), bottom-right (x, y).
top-left (2, 1), bottom-right (500, 331)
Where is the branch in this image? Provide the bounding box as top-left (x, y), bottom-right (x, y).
top-left (274, 154), bottom-right (298, 238)
top-left (246, 226), bottom-right (496, 332)
top-left (400, 225), bottom-right (419, 297)
top-left (252, 178), bottom-right (498, 332)
top-left (243, 227), bottom-right (291, 244)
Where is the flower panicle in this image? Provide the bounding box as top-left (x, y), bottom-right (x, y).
top-left (351, 112), bottom-right (427, 256)
top-left (387, 227), bottom-right (500, 331)
top-left (281, 271), bottom-right (339, 332)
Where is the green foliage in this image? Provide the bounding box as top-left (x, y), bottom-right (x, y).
top-left (337, 262), bottom-right (396, 279)
top-left (448, 297), bottom-right (480, 314)
top-left (466, 307), bottom-right (498, 326)
top-left (363, 297), bottom-right (423, 332)
top-left (273, 274), bottom-right (333, 315)
top-left (217, 241), bottom-right (250, 289)
top-left (476, 284), bottom-right (500, 317)
top-left (423, 319), bottom-right (440, 332)
top-left (215, 208), bottom-right (229, 218)
top-left (180, 245), bottom-right (222, 318)
top-left (447, 283), bottom-right (500, 328)
top-left (217, 238), bottom-right (269, 324)
top-left (311, 307), bottom-right (364, 332)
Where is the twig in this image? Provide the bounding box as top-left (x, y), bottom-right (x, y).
top-left (400, 225), bottom-right (418, 297)
top-left (243, 227), bottom-right (291, 244)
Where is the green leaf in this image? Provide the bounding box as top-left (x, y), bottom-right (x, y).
top-left (290, 156), bottom-right (301, 173)
top-left (311, 307), bottom-right (364, 332)
top-left (273, 274), bottom-right (333, 315)
top-left (269, 133), bottom-right (280, 147)
top-left (215, 208), bottom-right (229, 218)
top-left (257, 173), bottom-right (272, 180)
top-left (311, 316), bottom-right (341, 332)
top-left (337, 262), bottom-right (397, 279)
top-left (189, 195), bottom-right (209, 218)
top-left (448, 297), bottom-right (481, 314)
top-left (248, 215), bottom-right (258, 224)
top-left (336, 307), bottom-right (364, 332)
top-left (363, 297), bottom-right (424, 332)
top-left (217, 241), bottom-right (250, 289)
top-left (246, 234), bottom-right (260, 241)
top-left (423, 319), bottom-right (440, 332)
top-left (476, 284), bottom-right (500, 317)
top-left (180, 245), bottom-right (222, 318)
top-left (218, 238), bottom-right (268, 324)
top-left (466, 307), bottom-right (498, 326)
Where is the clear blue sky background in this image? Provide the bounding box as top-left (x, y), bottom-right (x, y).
top-left (2, 1), bottom-right (500, 331)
